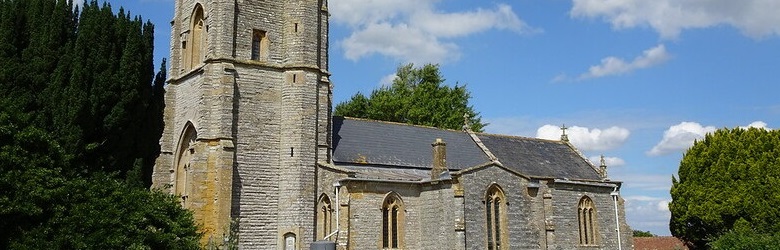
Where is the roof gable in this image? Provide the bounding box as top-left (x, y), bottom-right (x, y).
top-left (331, 117), bottom-right (603, 181)
top-left (477, 134), bottom-right (601, 180)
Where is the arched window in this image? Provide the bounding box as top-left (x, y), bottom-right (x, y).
top-left (317, 194), bottom-right (333, 240)
top-left (382, 192), bottom-right (404, 249)
top-left (578, 196), bottom-right (598, 245)
top-left (283, 232), bottom-right (296, 250)
top-left (185, 4), bottom-right (205, 70)
top-left (486, 184), bottom-right (507, 250)
top-left (251, 29), bottom-right (269, 61)
top-left (174, 123), bottom-right (197, 206)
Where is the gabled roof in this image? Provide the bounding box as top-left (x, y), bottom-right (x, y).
top-left (478, 134), bottom-right (602, 180)
top-left (331, 117), bottom-right (602, 180)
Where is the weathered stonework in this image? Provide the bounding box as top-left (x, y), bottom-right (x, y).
top-left (153, 1), bottom-right (632, 249)
top-left (154, 0), bottom-right (330, 248)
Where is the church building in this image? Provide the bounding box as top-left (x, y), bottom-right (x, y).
top-left (152, 0), bottom-right (633, 249)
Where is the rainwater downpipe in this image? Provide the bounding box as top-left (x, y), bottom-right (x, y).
top-left (611, 187), bottom-right (622, 250)
top-left (324, 182), bottom-right (341, 240)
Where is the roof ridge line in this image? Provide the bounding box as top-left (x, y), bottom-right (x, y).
top-left (562, 140), bottom-right (601, 175)
top-left (464, 127), bottom-right (498, 161)
top-left (474, 131), bottom-right (564, 143)
top-left (337, 116), bottom-right (467, 133)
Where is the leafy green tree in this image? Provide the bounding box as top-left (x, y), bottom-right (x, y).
top-left (709, 219), bottom-right (780, 250)
top-left (10, 174), bottom-right (201, 249)
top-left (0, 99), bottom-right (200, 249)
top-left (633, 230), bottom-right (656, 237)
top-left (335, 63), bottom-right (486, 132)
top-left (0, 104), bottom-right (70, 248)
top-left (670, 127), bottom-right (780, 249)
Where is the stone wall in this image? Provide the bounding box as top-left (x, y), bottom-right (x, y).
top-left (153, 1), bottom-right (635, 249)
top-left (416, 182), bottom-right (459, 249)
top-left (336, 179), bottom-right (460, 250)
top-left (155, 0), bottom-right (331, 248)
top-left (459, 165), bottom-right (543, 250)
top-left (549, 182), bottom-right (633, 250)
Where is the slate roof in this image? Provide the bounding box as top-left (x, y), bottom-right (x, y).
top-left (332, 117), bottom-right (489, 170)
top-left (478, 134), bottom-right (602, 180)
top-left (331, 117), bottom-right (602, 180)
top-left (338, 165), bottom-right (431, 182)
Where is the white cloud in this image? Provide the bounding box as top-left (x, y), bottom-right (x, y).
top-left (331, 1), bottom-right (536, 64)
top-left (657, 200), bottom-right (670, 212)
top-left (411, 4), bottom-right (537, 38)
top-left (550, 74), bottom-right (570, 83)
top-left (579, 44), bottom-right (670, 79)
top-left (623, 195), bottom-right (672, 234)
top-left (740, 121), bottom-right (769, 130)
top-left (623, 195), bottom-right (671, 213)
top-left (342, 22), bottom-right (459, 64)
top-left (615, 174), bottom-right (673, 191)
top-left (648, 122), bottom-right (716, 156)
top-left (378, 73), bottom-right (398, 87)
top-left (329, 0), bottom-right (422, 27)
top-left (570, 0), bottom-right (780, 39)
top-left (536, 124), bottom-right (630, 151)
top-left (588, 155), bottom-right (626, 167)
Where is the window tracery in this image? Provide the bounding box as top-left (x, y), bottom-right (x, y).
top-left (578, 196), bottom-right (598, 245)
top-left (486, 184), bottom-right (507, 250)
top-left (382, 192), bottom-right (404, 249)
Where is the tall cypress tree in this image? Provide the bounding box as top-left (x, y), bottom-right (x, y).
top-left (0, 1), bottom-right (198, 248)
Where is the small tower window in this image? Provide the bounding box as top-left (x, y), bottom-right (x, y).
top-left (185, 4), bottom-right (206, 70)
top-left (251, 29), bottom-right (269, 60)
top-left (283, 233), bottom-right (296, 250)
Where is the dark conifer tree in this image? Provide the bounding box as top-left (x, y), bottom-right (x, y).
top-left (0, 0), bottom-right (198, 248)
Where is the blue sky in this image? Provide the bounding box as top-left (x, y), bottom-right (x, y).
top-left (114, 0), bottom-right (780, 235)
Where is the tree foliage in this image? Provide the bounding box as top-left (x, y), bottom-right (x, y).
top-left (670, 127), bottom-right (780, 249)
top-left (709, 219), bottom-right (780, 250)
top-left (0, 108), bottom-right (200, 249)
top-left (0, 0), bottom-right (198, 248)
top-left (633, 230), bottom-right (656, 237)
top-left (335, 63), bottom-right (486, 132)
top-left (0, 0), bottom-right (164, 182)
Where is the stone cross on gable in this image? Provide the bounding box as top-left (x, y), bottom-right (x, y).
top-left (560, 124), bottom-right (569, 142)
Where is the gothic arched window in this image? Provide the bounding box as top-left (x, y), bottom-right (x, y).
top-left (317, 194), bottom-right (333, 240)
top-left (382, 192), bottom-right (404, 249)
top-left (185, 4), bottom-right (205, 70)
top-left (486, 184), bottom-right (507, 250)
top-left (578, 196), bottom-right (598, 245)
top-left (174, 123), bottom-right (197, 207)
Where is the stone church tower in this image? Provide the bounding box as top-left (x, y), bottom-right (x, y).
top-left (152, 0), bottom-right (331, 248)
